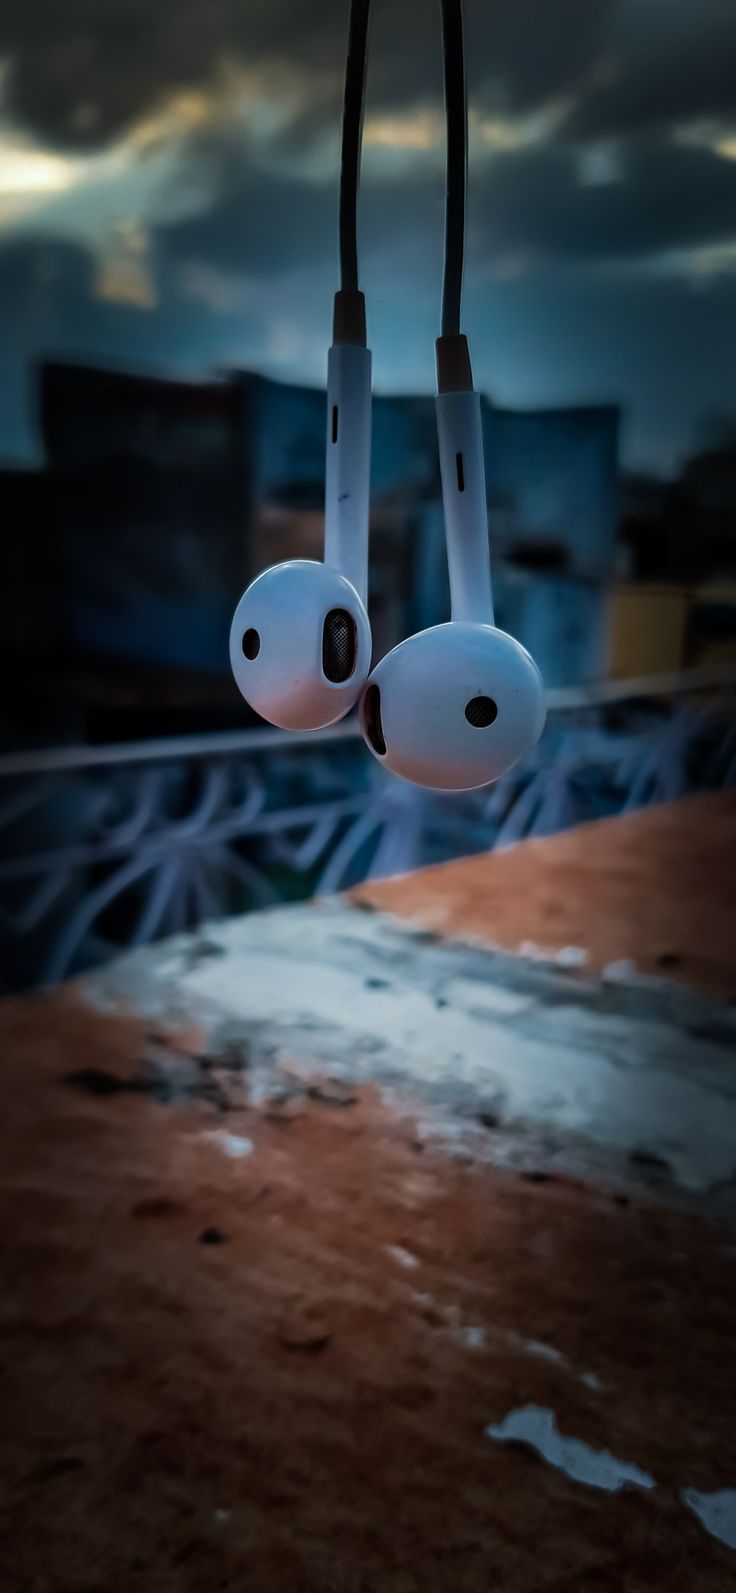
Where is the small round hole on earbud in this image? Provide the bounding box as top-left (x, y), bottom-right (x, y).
top-left (465, 695), bottom-right (497, 728)
top-left (242, 628), bottom-right (260, 660)
top-left (362, 684), bottom-right (386, 755)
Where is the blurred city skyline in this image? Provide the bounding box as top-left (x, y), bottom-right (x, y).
top-left (1, 0), bottom-right (735, 474)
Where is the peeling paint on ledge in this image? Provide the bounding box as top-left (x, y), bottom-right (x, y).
top-left (82, 898), bottom-right (736, 1199)
top-left (682, 1487), bottom-right (736, 1551)
top-left (485, 1406), bottom-right (656, 1493)
top-left (201, 1129), bottom-right (254, 1159)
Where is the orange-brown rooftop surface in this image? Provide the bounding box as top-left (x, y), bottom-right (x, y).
top-left (1, 996), bottom-right (735, 1592)
top-left (1, 795), bottom-right (735, 1590)
top-left (354, 791), bottom-right (736, 1001)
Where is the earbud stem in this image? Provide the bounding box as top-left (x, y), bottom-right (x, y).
top-left (435, 385), bottom-right (494, 625)
top-left (324, 338), bottom-right (372, 606)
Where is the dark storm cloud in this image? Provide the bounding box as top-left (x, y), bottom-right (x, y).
top-left (6, 2), bottom-right (736, 280)
top-left (159, 136), bottom-right (340, 277)
top-left (5, 0), bottom-right (735, 285)
top-left (260, 0), bottom-right (612, 157)
top-left (473, 138), bottom-right (736, 266)
top-left (1, 0), bottom-right (610, 150)
top-left (566, 0), bottom-right (736, 140)
top-left (3, 0), bottom-right (735, 156)
top-left (158, 125), bottom-right (736, 282)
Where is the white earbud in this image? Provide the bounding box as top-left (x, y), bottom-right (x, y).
top-left (230, 0), bottom-right (373, 730)
top-left (230, 310), bottom-right (372, 730)
top-left (359, 0), bottom-right (544, 791)
top-left (359, 342), bottom-right (545, 790)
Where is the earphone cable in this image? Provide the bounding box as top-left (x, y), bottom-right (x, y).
top-left (339, 0), bottom-right (372, 294)
top-left (440, 0), bottom-right (467, 339)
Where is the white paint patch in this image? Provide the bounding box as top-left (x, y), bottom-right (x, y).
top-left (602, 958), bottom-right (639, 984)
top-left (555, 946), bottom-right (589, 969)
top-left (518, 939), bottom-right (547, 961)
top-left (682, 1487), bottom-right (736, 1551)
top-left (507, 1334), bottom-right (604, 1391)
top-left (520, 1338), bottom-right (566, 1366)
top-left (202, 1129), bottom-right (253, 1159)
top-left (457, 1325), bottom-right (485, 1349)
top-left (410, 1291), bottom-right (483, 1349)
top-left (386, 1244), bottom-right (419, 1269)
top-left (441, 978), bottom-right (533, 1019)
top-left (486, 1406), bottom-right (655, 1494)
top-left (79, 984), bottom-right (121, 1014)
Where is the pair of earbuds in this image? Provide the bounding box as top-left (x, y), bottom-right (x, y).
top-left (229, 0), bottom-right (545, 791)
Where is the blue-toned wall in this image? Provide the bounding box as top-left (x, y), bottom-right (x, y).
top-left (247, 375), bottom-right (436, 508)
top-left (482, 403), bottom-right (620, 579)
top-left (32, 362), bottom-right (619, 687)
top-left (494, 572), bottom-right (609, 687)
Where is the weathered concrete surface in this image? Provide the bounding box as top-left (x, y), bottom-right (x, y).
top-left (354, 791), bottom-right (736, 1001)
top-left (84, 896), bottom-right (736, 1205)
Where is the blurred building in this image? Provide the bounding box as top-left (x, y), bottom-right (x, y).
top-left (484, 404), bottom-right (619, 688)
top-left (1, 358), bottom-right (623, 748)
top-left (612, 447), bottom-right (736, 679)
top-left (244, 380), bottom-right (621, 687)
top-left (39, 362), bottom-right (251, 677)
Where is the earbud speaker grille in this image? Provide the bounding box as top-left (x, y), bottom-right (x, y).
top-left (465, 695), bottom-right (498, 727)
top-left (322, 609), bottom-right (356, 682)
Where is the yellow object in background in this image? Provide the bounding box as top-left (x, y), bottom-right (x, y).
top-left (607, 584), bottom-right (690, 680)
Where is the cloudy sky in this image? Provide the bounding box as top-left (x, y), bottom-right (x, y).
top-left (1, 0), bottom-right (735, 472)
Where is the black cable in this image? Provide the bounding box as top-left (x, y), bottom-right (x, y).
top-left (440, 0), bottom-right (467, 338)
top-left (339, 0), bottom-right (371, 294)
